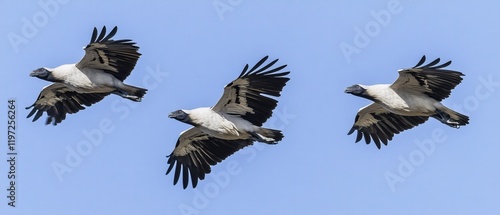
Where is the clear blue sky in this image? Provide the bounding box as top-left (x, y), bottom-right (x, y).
top-left (1, 1), bottom-right (500, 214)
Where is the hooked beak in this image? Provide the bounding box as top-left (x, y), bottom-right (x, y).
top-left (344, 86), bottom-right (355, 93)
top-left (168, 111), bottom-right (180, 118)
top-left (30, 68), bottom-right (48, 77)
top-left (169, 110), bottom-right (188, 121)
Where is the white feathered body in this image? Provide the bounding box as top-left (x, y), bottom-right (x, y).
top-left (50, 64), bottom-right (122, 93)
top-left (187, 107), bottom-right (258, 140)
top-left (364, 84), bottom-right (443, 116)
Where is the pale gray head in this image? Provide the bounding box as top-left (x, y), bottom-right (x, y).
top-left (345, 84), bottom-right (366, 95)
top-left (345, 84), bottom-right (375, 101)
top-left (30, 68), bottom-right (55, 82)
top-left (169, 110), bottom-right (194, 125)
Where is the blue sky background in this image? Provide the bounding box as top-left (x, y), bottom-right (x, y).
top-left (1, 1), bottom-right (500, 214)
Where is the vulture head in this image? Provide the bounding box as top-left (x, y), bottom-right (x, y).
top-left (169, 110), bottom-right (194, 125)
top-left (345, 84), bottom-right (376, 101)
top-left (30, 68), bottom-right (54, 81)
top-left (345, 84), bottom-right (367, 95)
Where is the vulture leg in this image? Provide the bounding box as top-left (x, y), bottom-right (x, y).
top-left (432, 109), bottom-right (460, 128)
top-left (112, 90), bottom-right (141, 102)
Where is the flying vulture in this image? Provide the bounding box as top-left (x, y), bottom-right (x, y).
top-left (26, 26), bottom-right (146, 125)
top-left (345, 55), bottom-right (469, 149)
top-left (166, 56), bottom-right (290, 189)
